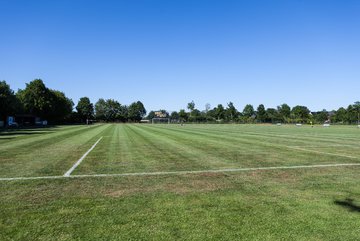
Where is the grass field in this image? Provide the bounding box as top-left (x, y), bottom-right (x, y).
top-left (1, 124), bottom-right (360, 240)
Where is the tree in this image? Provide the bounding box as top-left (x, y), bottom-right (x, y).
top-left (16, 79), bottom-right (52, 118)
top-left (266, 108), bottom-right (280, 123)
top-left (16, 79), bottom-right (73, 123)
top-left (225, 102), bottom-right (238, 122)
top-left (90, 98), bottom-right (128, 122)
top-left (242, 104), bottom-right (255, 119)
top-left (353, 101), bottom-right (360, 124)
top-left (146, 111), bottom-right (156, 120)
top-left (256, 104), bottom-right (266, 123)
top-left (170, 111), bottom-right (179, 120)
top-left (277, 103), bottom-right (291, 123)
top-left (47, 90), bottom-right (73, 122)
top-left (0, 81), bottom-right (18, 122)
top-left (291, 105), bottom-right (310, 123)
top-left (178, 109), bottom-right (188, 122)
top-left (313, 109), bottom-right (328, 124)
top-left (95, 98), bottom-right (107, 121)
top-left (333, 107), bottom-right (347, 123)
top-left (214, 104), bottom-right (225, 121)
top-left (346, 105), bottom-right (357, 124)
top-left (187, 101), bottom-right (195, 112)
top-left (76, 97), bottom-right (94, 122)
top-left (128, 101), bottom-right (146, 122)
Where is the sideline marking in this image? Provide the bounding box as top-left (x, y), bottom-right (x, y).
top-left (1, 163), bottom-right (360, 182)
top-left (286, 146), bottom-right (357, 159)
top-left (63, 137), bottom-right (103, 177)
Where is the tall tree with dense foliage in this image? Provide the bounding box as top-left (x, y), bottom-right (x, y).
top-left (256, 104), bottom-right (266, 123)
top-left (277, 103), bottom-right (291, 123)
top-left (225, 102), bottom-right (238, 121)
top-left (266, 108), bottom-right (280, 123)
top-left (16, 79), bottom-right (73, 122)
top-left (127, 101), bottom-right (146, 122)
top-left (95, 98), bottom-right (107, 121)
top-left (16, 79), bottom-right (52, 117)
top-left (242, 104), bottom-right (255, 117)
top-left (95, 99), bottom-right (127, 122)
top-left (214, 104), bottom-right (225, 121)
top-left (313, 109), bottom-right (328, 124)
top-left (333, 107), bottom-right (347, 123)
top-left (187, 101), bottom-right (195, 112)
top-left (170, 111), bottom-right (179, 120)
top-left (346, 105), bottom-right (357, 123)
top-left (178, 109), bottom-right (188, 122)
top-left (0, 81), bottom-right (18, 122)
top-left (76, 97), bottom-right (94, 122)
top-left (291, 105), bottom-right (310, 123)
top-left (353, 101), bottom-right (360, 124)
top-left (47, 90), bottom-right (74, 122)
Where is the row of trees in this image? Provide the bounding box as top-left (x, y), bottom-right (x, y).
top-left (1, 79), bottom-right (359, 125)
top-left (147, 101), bottom-right (360, 124)
top-left (0, 79), bottom-right (146, 124)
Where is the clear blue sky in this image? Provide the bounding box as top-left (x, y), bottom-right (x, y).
top-left (1, 0), bottom-right (359, 112)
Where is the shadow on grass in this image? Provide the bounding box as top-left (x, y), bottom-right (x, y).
top-left (334, 198), bottom-right (360, 212)
top-left (0, 131), bottom-right (55, 136)
top-left (0, 126), bottom-right (58, 136)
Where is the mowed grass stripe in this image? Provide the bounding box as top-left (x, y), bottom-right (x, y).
top-left (0, 124), bottom-right (112, 177)
top-left (1, 166), bottom-right (360, 240)
top-left (141, 125), bottom-right (358, 165)
top-left (76, 124), bottom-right (359, 175)
top-left (148, 124), bottom-right (360, 161)
top-left (187, 124), bottom-right (360, 144)
top-left (0, 125), bottom-right (99, 151)
top-left (77, 124), bottom-right (213, 174)
top-left (175, 124), bottom-right (360, 147)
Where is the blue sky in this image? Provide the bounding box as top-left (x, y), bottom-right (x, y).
top-left (1, 0), bottom-right (359, 112)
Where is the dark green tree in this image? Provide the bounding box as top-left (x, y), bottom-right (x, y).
top-left (333, 107), bottom-right (347, 123)
top-left (313, 109), bottom-right (328, 124)
top-left (353, 101), bottom-right (360, 124)
top-left (170, 111), bottom-right (179, 120)
top-left (346, 105), bottom-right (357, 124)
top-left (243, 104), bottom-right (255, 117)
top-left (225, 102), bottom-right (238, 122)
top-left (178, 109), bottom-right (188, 122)
top-left (76, 97), bottom-right (94, 122)
top-left (0, 81), bottom-right (18, 122)
top-left (242, 104), bottom-right (255, 123)
top-left (146, 111), bottom-right (156, 120)
top-left (291, 105), bottom-right (310, 123)
top-left (16, 79), bottom-right (52, 118)
top-left (128, 101), bottom-right (146, 122)
top-left (277, 104), bottom-right (291, 123)
top-left (187, 101), bottom-right (195, 112)
top-left (215, 104), bottom-right (225, 121)
top-left (95, 98), bottom-right (107, 121)
top-left (48, 90), bottom-right (74, 122)
top-left (266, 108), bottom-right (280, 123)
top-left (256, 104), bottom-right (266, 123)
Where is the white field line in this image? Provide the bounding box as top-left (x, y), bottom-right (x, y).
top-left (63, 137), bottom-right (103, 177)
top-left (285, 146), bottom-right (358, 159)
top-left (1, 163), bottom-right (360, 182)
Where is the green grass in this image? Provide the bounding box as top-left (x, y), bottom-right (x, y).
top-left (1, 124), bottom-right (360, 240)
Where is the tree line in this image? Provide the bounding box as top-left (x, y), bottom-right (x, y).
top-left (147, 101), bottom-right (360, 124)
top-left (0, 79), bottom-right (146, 124)
top-left (1, 79), bottom-right (359, 125)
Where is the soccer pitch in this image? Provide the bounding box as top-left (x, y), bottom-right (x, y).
top-left (1, 124), bottom-right (360, 240)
